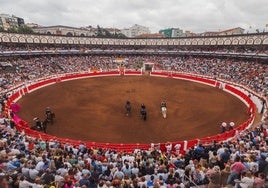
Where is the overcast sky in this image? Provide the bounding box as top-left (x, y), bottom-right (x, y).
top-left (0, 0), bottom-right (267, 33)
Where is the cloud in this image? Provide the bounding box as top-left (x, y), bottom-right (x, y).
top-left (0, 0), bottom-right (267, 33)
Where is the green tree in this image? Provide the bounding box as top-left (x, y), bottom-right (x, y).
top-left (7, 26), bottom-right (17, 33)
top-left (103, 28), bottom-right (112, 38)
top-left (0, 27), bottom-right (5, 32)
top-left (96, 25), bottom-right (104, 37)
top-left (117, 33), bottom-right (127, 38)
top-left (96, 25), bottom-right (127, 38)
top-left (113, 32), bottom-right (118, 38)
top-left (17, 25), bottom-right (34, 34)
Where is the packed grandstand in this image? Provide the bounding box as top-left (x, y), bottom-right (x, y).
top-left (0, 32), bottom-right (268, 188)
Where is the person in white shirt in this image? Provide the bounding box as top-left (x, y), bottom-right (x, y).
top-left (29, 167), bottom-right (39, 182)
top-left (32, 178), bottom-right (43, 188)
top-left (131, 163), bottom-right (139, 176)
top-left (221, 122), bottom-right (227, 133)
top-left (54, 171), bottom-right (65, 188)
top-left (21, 162), bottom-right (30, 179)
top-left (174, 143), bottom-right (181, 155)
top-left (165, 142), bottom-right (172, 155)
top-left (217, 145), bottom-right (226, 156)
top-left (56, 164), bottom-right (69, 177)
top-left (35, 160), bottom-right (44, 171)
top-left (229, 122), bottom-right (235, 130)
top-left (239, 171), bottom-right (254, 188)
top-left (249, 159), bottom-right (259, 175)
top-left (113, 166), bottom-right (124, 180)
top-left (19, 176), bottom-right (35, 188)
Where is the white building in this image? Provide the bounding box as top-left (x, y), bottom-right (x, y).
top-left (218, 27), bottom-right (245, 35)
top-left (159, 28), bottom-right (186, 38)
top-left (120, 24), bottom-right (151, 38)
top-left (26, 23), bottom-right (40, 28)
top-left (0, 14), bottom-right (24, 30)
top-left (201, 27), bottom-right (245, 36)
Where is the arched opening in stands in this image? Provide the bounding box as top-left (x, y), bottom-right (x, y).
top-left (47, 32), bottom-right (51, 35)
top-left (66, 32), bottom-right (73, 36)
top-left (80, 33), bottom-right (85, 37)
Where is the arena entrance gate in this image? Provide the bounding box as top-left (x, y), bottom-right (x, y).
top-left (144, 62), bottom-right (154, 72)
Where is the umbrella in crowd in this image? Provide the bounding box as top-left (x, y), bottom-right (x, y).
top-left (10, 103), bottom-right (21, 113)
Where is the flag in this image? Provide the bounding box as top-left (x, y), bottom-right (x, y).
top-left (10, 103), bottom-right (20, 113)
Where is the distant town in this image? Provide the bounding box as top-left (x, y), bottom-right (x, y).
top-left (0, 13), bottom-right (254, 38)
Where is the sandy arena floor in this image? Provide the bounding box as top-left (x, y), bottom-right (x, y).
top-left (17, 76), bottom-right (249, 144)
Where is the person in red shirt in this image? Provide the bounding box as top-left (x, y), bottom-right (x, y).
top-left (28, 141), bottom-right (34, 152)
top-left (253, 172), bottom-right (265, 188)
top-left (227, 155), bottom-right (246, 186)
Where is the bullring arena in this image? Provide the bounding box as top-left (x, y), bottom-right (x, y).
top-left (1, 31), bottom-right (267, 151)
top-left (17, 74), bottom-right (249, 144)
top-left (0, 32), bottom-right (268, 187)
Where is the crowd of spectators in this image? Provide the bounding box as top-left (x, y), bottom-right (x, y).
top-left (0, 44), bottom-right (267, 55)
top-left (0, 55), bottom-right (136, 92)
top-left (153, 56), bottom-right (268, 95)
top-left (1, 55), bottom-right (267, 97)
top-left (0, 50), bottom-right (268, 187)
top-left (0, 109), bottom-right (268, 187)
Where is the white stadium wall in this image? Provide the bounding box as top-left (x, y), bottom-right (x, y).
top-left (0, 32), bottom-right (268, 46)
